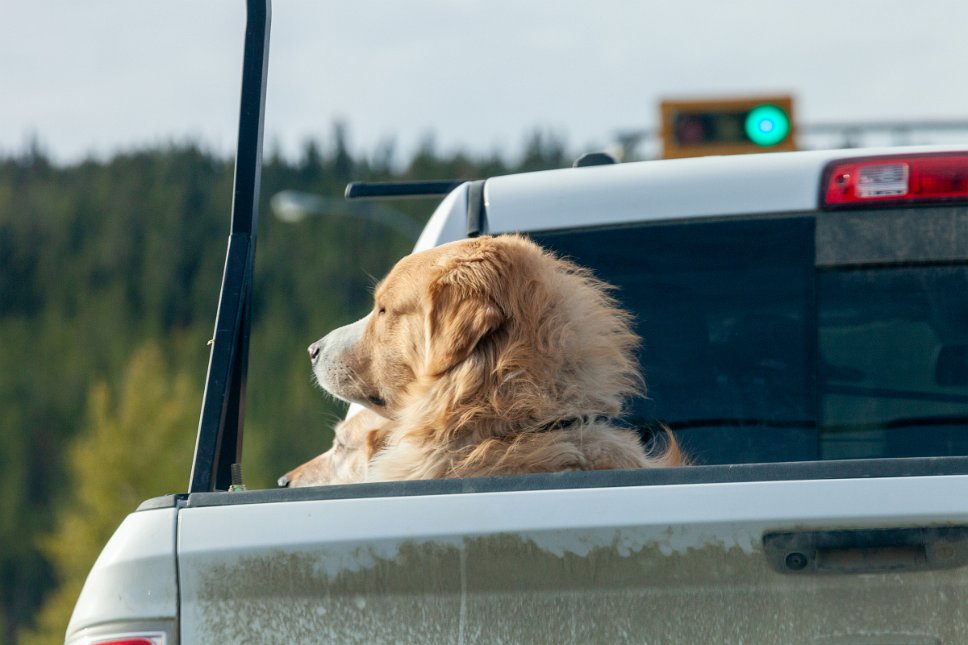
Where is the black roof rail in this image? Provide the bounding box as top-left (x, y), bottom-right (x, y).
top-left (345, 180), bottom-right (468, 200)
top-left (573, 151), bottom-right (619, 167)
top-left (190, 0), bottom-right (270, 493)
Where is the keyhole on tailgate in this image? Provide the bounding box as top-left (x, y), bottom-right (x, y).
top-left (785, 552), bottom-right (809, 571)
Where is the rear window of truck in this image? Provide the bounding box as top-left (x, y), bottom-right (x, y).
top-left (531, 207), bottom-right (968, 466)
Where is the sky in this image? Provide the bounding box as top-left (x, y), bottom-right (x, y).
top-left (3, 0), bottom-right (968, 165)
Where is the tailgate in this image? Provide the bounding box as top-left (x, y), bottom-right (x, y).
top-left (177, 472), bottom-right (968, 644)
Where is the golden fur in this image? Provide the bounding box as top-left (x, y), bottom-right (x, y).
top-left (284, 234), bottom-right (685, 486)
top-left (278, 408), bottom-right (388, 487)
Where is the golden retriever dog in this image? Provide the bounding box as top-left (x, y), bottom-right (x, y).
top-left (278, 407), bottom-right (388, 487)
top-left (287, 234), bottom-right (684, 485)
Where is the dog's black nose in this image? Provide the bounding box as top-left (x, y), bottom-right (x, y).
top-left (308, 342), bottom-right (320, 363)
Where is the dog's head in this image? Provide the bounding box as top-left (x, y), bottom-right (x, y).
top-left (309, 235), bottom-right (641, 429)
top-left (309, 237), bottom-right (508, 412)
top-left (278, 408), bottom-right (388, 487)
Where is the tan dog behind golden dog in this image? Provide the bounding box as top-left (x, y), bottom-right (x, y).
top-left (283, 234), bottom-right (684, 487)
top-left (278, 407), bottom-right (388, 487)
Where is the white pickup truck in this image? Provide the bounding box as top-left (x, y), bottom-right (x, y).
top-left (65, 3), bottom-right (968, 644)
top-left (67, 142), bottom-right (968, 644)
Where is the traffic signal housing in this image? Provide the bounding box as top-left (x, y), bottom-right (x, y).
top-left (660, 96), bottom-right (797, 159)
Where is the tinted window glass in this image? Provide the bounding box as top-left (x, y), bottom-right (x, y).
top-left (532, 217), bottom-right (817, 464)
top-left (531, 215), bottom-right (968, 465)
top-left (820, 265), bottom-right (968, 459)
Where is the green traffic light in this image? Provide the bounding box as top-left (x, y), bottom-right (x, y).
top-left (745, 104), bottom-right (790, 147)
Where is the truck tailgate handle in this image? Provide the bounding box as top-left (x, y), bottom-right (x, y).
top-left (763, 526), bottom-right (968, 575)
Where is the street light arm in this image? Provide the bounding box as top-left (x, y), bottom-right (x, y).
top-left (270, 189), bottom-right (424, 240)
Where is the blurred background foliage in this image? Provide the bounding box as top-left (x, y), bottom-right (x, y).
top-left (0, 126), bottom-right (569, 644)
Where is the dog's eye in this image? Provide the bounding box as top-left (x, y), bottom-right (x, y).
top-left (378, 306), bottom-right (387, 315)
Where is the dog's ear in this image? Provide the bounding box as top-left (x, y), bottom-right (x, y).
top-left (425, 248), bottom-right (507, 375)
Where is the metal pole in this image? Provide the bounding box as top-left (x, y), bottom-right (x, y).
top-left (190, 0), bottom-right (271, 493)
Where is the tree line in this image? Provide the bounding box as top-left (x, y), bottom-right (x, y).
top-left (0, 128), bottom-right (572, 644)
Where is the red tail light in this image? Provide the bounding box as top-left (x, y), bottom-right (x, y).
top-left (822, 153), bottom-right (968, 207)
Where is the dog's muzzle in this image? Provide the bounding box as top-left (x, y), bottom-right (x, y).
top-left (309, 314), bottom-right (369, 402)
